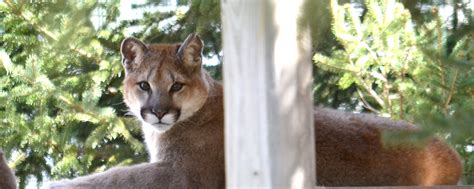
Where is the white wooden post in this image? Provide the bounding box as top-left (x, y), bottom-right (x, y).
top-left (221, 0), bottom-right (315, 188)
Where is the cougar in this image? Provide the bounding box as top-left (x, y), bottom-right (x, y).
top-left (43, 33), bottom-right (462, 188)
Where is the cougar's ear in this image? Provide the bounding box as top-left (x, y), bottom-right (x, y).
top-left (121, 37), bottom-right (148, 72)
top-left (177, 33), bottom-right (203, 72)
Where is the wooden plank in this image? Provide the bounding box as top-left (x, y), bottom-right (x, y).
top-left (221, 0), bottom-right (315, 188)
top-left (316, 187), bottom-right (471, 189)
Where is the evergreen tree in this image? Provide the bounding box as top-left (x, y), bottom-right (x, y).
top-left (0, 1), bottom-right (145, 188)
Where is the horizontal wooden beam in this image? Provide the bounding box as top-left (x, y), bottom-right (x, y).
top-left (316, 187), bottom-right (470, 189)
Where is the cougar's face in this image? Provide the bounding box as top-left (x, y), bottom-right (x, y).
top-left (121, 34), bottom-right (209, 132)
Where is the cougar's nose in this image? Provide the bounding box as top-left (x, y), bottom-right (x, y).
top-left (151, 109), bottom-right (168, 119)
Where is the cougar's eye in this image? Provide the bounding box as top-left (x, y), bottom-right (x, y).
top-left (170, 82), bottom-right (183, 92)
top-left (138, 82), bottom-right (151, 91)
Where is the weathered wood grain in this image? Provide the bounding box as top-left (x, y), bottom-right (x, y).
top-left (221, 0), bottom-right (315, 188)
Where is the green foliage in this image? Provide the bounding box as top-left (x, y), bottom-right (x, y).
top-left (0, 1), bottom-right (145, 188)
top-left (315, 0), bottom-right (421, 116)
top-left (314, 0), bottom-right (473, 184)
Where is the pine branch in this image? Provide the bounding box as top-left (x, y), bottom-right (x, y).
top-left (359, 77), bottom-right (385, 107)
top-left (357, 89), bottom-right (381, 114)
top-left (379, 61), bottom-right (393, 116)
top-left (397, 45), bottom-right (416, 120)
top-left (444, 69), bottom-right (459, 115)
top-left (4, 2), bottom-right (100, 63)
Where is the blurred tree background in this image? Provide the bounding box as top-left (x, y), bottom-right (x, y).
top-left (0, 0), bottom-right (472, 188)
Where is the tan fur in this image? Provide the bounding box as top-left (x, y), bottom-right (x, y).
top-left (49, 34), bottom-right (462, 188)
top-left (0, 150), bottom-right (16, 189)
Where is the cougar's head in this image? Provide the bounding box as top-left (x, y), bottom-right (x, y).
top-left (121, 34), bottom-right (210, 133)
